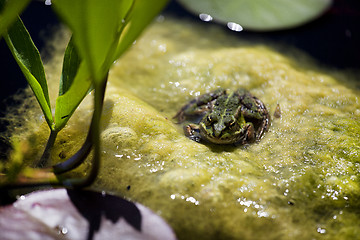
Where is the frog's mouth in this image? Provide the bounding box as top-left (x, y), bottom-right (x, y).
top-left (200, 125), bottom-right (241, 145)
top-left (207, 133), bottom-right (241, 144)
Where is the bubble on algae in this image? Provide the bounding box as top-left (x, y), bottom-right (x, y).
top-left (101, 126), bottom-right (138, 150)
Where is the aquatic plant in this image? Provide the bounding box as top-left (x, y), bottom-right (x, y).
top-left (0, 0), bottom-right (168, 189)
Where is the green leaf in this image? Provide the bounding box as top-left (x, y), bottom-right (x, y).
top-left (114, 0), bottom-right (169, 59)
top-left (54, 37), bottom-right (89, 132)
top-left (177, 0), bottom-right (332, 31)
top-left (54, 62), bottom-right (92, 131)
top-left (4, 17), bottom-right (53, 128)
top-left (59, 37), bottom-right (81, 96)
top-left (52, 0), bottom-right (134, 84)
top-left (52, 0), bottom-right (168, 131)
top-left (0, 0), bottom-right (30, 38)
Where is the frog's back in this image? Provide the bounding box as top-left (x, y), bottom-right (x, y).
top-left (212, 91), bottom-right (241, 119)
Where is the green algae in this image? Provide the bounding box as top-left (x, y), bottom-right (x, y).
top-left (6, 18), bottom-right (360, 239)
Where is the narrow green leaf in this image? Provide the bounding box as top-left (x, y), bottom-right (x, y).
top-left (54, 36), bottom-right (89, 132)
top-left (0, 0), bottom-right (30, 38)
top-left (52, 0), bottom-right (133, 83)
top-left (59, 37), bottom-right (81, 96)
top-left (115, 0), bottom-right (169, 59)
top-left (4, 17), bottom-right (53, 128)
top-left (54, 62), bottom-right (92, 131)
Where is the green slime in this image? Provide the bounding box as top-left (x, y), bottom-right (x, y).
top-left (12, 18), bottom-right (360, 239)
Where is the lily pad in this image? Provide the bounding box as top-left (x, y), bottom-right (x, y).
top-left (177, 0), bottom-right (332, 31)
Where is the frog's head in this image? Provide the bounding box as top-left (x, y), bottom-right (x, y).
top-left (200, 112), bottom-right (243, 144)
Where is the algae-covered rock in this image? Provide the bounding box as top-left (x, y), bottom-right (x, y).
top-left (7, 18), bottom-right (360, 239)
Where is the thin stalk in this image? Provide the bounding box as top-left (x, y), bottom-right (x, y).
top-left (36, 130), bottom-right (58, 168)
top-left (52, 126), bottom-right (92, 174)
top-left (59, 74), bottom-right (107, 188)
top-left (52, 74), bottom-right (107, 175)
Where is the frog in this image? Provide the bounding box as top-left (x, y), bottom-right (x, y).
top-left (174, 88), bottom-right (270, 145)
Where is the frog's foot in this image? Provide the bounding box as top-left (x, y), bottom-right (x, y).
top-left (243, 123), bottom-right (256, 144)
top-left (256, 116), bottom-right (271, 140)
top-left (184, 124), bottom-right (201, 142)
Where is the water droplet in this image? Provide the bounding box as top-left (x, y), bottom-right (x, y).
top-left (45, 0), bottom-right (52, 5)
top-left (186, 196), bottom-right (199, 205)
top-left (199, 13), bottom-right (213, 22)
top-left (257, 210), bottom-right (269, 218)
top-left (18, 195), bottom-right (26, 200)
top-left (55, 225), bottom-right (68, 235)
top-left (158, 44), bottom-right (167, 53)
top-left (61, 227), bottom-right (68, 235)
top-left (317, 227), bottom-right (326, 234)
top-left (227, 22), bottom-right (243, 32)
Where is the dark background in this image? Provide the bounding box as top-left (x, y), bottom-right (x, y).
top-left (0, 0), bottom-right (359, 156)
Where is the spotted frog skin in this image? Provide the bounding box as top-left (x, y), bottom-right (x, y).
top-left (174, 88), bottom-right (270, 145)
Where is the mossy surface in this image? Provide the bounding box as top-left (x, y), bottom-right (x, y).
top-left (8, 18), bottom-right (360, 239)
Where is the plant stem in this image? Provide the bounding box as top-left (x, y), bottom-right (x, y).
top-left (56, 73), bottom-right (108, 188)
top-left (52, 130), bottom-right (92, 174)
top-left (36, 130), bottom-right (58, 168)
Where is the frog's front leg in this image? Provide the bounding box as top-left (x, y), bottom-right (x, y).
top-left (174, 100), bottom-right (211, 123)
top-left (174, 88), bottom-right (226, 123)
top-left (184, 124), bottom-right (202, 142)
top-left (243, 122), bottom-right (256, 143)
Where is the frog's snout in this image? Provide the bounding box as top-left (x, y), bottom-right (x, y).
top-left (213, 122), bottom-right (226, 137)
